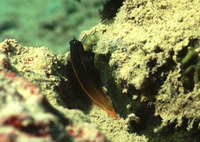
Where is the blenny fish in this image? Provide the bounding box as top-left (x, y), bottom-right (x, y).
top-left (70, 38), bottom-right (118, 119)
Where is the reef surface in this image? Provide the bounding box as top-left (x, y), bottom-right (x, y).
top-left (1, 0), bottom-right (200, 141)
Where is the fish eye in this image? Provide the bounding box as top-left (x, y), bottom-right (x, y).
top-left (74, 40), bottom-right (83, 47)
top-left (69, 39), bottom-right (83, 48)
top-left (73, 40), bottom-right (78, 45)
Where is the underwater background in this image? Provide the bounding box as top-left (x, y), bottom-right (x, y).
top-left (0, 0), bottom-right (105, 53)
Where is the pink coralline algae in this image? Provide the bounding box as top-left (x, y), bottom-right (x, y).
top-left (67, 125), bottom-right (107, 142)
top-left (0, 40), bottom-right (107, 142)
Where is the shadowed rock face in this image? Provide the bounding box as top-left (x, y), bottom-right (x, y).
top-left (99, 0), bottom-right (125, 20)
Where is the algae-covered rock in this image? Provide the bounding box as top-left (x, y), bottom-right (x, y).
top-left (0, 49), bottom-right (108, 142)
top-left (80, 0), bottom-right (200, 141)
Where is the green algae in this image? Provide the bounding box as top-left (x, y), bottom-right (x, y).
top-left (81, 32), bottom-right (100, 52)
top-left (178, 39), bottom-right (200, 91)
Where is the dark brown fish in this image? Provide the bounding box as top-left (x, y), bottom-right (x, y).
top-left (70, 38), bottom-right (118, 119)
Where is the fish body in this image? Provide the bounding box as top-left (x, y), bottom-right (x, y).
top-left (70, 39), bottom-right (118, 119)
